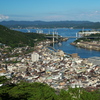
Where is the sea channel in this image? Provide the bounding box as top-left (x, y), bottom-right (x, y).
top-left (14, 28), bottom-right (100, 58)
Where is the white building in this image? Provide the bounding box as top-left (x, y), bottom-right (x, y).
top-left (78, 31), bottom-right (100, 37)
top-left (31, 52), bottom-right (39, 62)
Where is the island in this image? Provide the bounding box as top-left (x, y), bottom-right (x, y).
top-left (71, 31), bottom-right (100, 51)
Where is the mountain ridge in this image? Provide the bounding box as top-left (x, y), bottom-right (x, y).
top-left (1, 20), bottom-right (100, 29)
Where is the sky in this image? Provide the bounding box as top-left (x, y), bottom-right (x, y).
top-left (0, 0), bottom-right (100, 22)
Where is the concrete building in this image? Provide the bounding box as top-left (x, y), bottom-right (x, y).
top-left (31, 52), bottom-right (39, 62)
top-left (78, 31), bottom-right (100, 37)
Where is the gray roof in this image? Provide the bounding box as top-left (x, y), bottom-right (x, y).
top-left (88, 57), bottom-right (100, 66)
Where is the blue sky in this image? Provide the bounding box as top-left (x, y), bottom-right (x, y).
top-left (0, 0), bottom-right (100, 22)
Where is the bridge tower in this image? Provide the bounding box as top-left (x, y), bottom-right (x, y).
top-left (52, 31), bottom-right (55, 48)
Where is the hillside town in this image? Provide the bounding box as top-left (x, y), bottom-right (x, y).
top-left (0, 40), bottom-right (100, 91)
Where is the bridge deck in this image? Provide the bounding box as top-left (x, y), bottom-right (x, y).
top-left (45, 36), bottom-right (100, 39)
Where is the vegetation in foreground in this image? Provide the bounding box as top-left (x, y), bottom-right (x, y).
top-left (0, 76), bottom-right (100, 100)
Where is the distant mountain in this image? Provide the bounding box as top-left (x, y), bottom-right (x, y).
top-left (1, 20), bottom-right (100, 29)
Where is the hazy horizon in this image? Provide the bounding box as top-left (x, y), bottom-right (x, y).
top-left (0, 0), bottom-right (100, 22)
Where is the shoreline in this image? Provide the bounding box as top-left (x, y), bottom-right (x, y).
top-left (71, 41), bottom-right (100, 51)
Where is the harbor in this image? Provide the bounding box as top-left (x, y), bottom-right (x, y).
top-left (14, 28), bottom-right (100, 58)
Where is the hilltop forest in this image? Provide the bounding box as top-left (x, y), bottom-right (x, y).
top-left (0, 25), bottom-right (46, 48)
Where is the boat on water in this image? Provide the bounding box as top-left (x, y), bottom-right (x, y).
top-left (58, 42), bottom-right (62, 46)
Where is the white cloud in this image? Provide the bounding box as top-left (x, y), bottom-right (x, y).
top-left (95, 11), bottom-right (98, 13)
top-left (0, 14), bottom-right (9, 20)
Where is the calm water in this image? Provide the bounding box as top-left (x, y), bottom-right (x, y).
top-left (14, 28), bottom-right (100, 58)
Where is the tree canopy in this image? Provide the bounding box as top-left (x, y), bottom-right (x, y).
top-left (0, 25), bottom-right (46, 48)
top-left (0, 76), bottom-right (99, 100)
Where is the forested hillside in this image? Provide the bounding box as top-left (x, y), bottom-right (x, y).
top-left (0, 25), bottom-right (46, 47)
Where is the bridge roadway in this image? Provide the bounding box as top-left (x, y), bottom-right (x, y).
top-left (45, 45), bottom-right (71, 57)
top-left (46, 45), bottom-right (57, 52)
top-left (45, 36), bottom-right (100, 39)
top-left (45, 36), bottom-right (78, 38)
